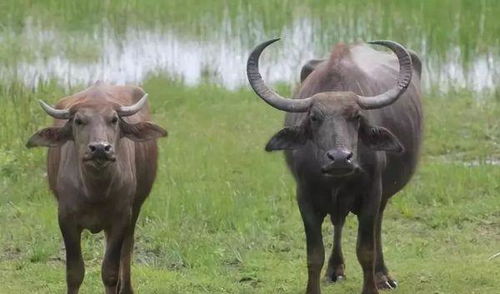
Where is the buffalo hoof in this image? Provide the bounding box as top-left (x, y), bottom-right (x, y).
top-left (375, 273), bottom-right (397, 290)
top-left (325, 265), bottom-right (346, 283)
top-left (326, 274), bottom-right (346, 283)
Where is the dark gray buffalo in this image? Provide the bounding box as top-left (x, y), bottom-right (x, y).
top-left (247, 39), bottom-right (422, 294)
top-left (27, 83), bottom-right (167, 294)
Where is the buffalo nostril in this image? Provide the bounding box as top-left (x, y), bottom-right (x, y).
top-left (88, 143), bottom-right (111, 153)
top-left (346, 152), bottom-right (353, 161)
top-left (327, 151), bottom-right (335, 161)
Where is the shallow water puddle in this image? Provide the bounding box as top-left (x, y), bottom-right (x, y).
top-left (0, 1), bottom-right (498, 94)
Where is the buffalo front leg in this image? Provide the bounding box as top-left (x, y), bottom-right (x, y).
top-left (59, 215), bottom-right (84, 294)
top-left (298, 194), bottom-right (326, 294)
top-left (326, 217), bottom-right (346, 283)
top-left (118, 209), bottom-right (141, 294)
top-left (103, 224), bottom-right (127, 294)
top-left (356, 181), bottom-right (382, 294)
top-left (374, 198), bottom-right (397, 290)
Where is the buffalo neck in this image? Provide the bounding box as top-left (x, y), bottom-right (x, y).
top-left (76, 142), bottom-right (135, 203)
top-left (80, 163), bottom-right (118, 201)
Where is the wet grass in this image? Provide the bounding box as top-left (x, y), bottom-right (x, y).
top-left (0, 76), bottom-right (499, 293)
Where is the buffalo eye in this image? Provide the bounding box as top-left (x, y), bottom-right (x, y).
top-left (111, 117), bottom-right (118, 124)
top-left (74, 118), bottom-right (84, 125)
top-left (310, 114), bottom-right (320, 123)
top-left (351, 113), bottom-right (362, 123)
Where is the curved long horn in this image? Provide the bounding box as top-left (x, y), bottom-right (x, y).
top-left (247, 38), bottom-right (312, 112)
top-left (39, 100), bottom-right (71, 119)
top-left (356, 40), bottom-right (413, 110)
top-left (117, 93), bottom-right (148, 117)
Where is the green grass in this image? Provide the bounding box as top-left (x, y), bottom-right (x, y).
top-left (0, 76), bottom-right (499, 293)
top-left (0, 1), bottom-right (498, 293)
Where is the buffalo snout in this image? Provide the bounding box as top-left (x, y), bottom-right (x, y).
top-left (86, 142), bottom-right (115, 162)
top-left (322, 148), bottom-right (355, 176)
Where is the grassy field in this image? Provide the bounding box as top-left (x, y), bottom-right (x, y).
top-left (0, 76), bottom-right (499, 293)
top-left (0, 0), bottom-right (499, 293)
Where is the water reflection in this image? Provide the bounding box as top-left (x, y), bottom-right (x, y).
top-left (1, 17), bottom-right (498, 94)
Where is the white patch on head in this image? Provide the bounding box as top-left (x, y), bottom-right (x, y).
top-left (348, 45), bottom-right (398, 77)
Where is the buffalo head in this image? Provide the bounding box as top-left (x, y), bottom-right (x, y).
top-left (247, 39), bottom-right (411, 177)
top-left (27, 92), bottom-right (167, 169)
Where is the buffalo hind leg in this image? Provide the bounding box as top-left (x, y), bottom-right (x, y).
top-left (59, 216), bottom-right (84, 294)
top-left (326, 217), bottom-right (346, 283)
top-left (375, 199), bottom-right (397, 290)
top-left (103, 225), bottom-right (127, 294)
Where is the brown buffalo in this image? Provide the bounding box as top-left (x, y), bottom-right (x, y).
top-left (247, 39), bottom-right (422, 294)
top-left (27, 83), bottom-right (167, 294)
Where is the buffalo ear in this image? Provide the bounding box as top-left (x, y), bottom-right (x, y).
top-left (120, 120), bottom-right (167, 142)
top-left (265, 126), bottom-right (307, 152)
top-left (300, 59), bottom-right (324, 82)
top-left (26, 124), bottom-right (73, 148)
top-left (359, 119), bottom-right (404, 153)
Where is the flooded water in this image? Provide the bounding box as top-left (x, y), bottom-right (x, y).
top-left (0, 0), bottom-right (499, 95)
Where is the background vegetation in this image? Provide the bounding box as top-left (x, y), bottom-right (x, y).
top-left (0, 1), bottom-right (499, 293)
